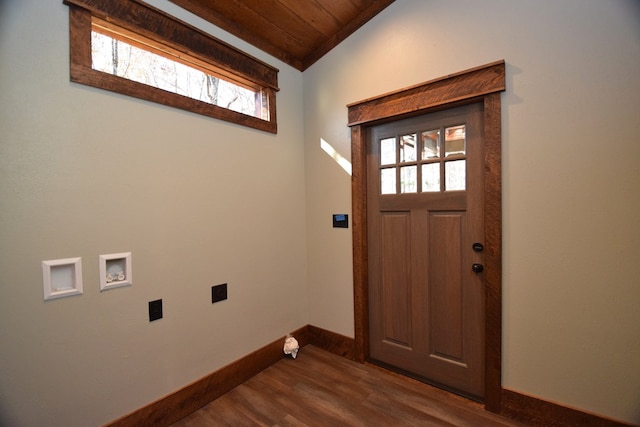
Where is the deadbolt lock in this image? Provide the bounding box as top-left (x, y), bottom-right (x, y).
top-left (472, 242), bottom-right (484, 252)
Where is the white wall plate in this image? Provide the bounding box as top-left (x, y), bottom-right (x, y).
top-left (99, 252), bottom-right (132, 291)
top-left (42, 257), bottom-right (83, 300)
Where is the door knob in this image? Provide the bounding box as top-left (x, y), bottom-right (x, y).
top-left (472, 263), bottom-right (484, 273)
top-left (472, 242), bottom-right (484, 252)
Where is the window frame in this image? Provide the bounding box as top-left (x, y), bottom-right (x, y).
top-left (64, 0), bottom-right (279, 133)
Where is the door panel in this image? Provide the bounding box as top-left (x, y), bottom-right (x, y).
top-left (429, 212), bottom-right (464, 363)
top-left (368, 103), bottom-right (485, 399)
top-left (380, 212), bottom-right (413, 349)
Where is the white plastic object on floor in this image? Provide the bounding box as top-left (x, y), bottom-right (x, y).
top-left (283, 335), bottom-right (299, 359)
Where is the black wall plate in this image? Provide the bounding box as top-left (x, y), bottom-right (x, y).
top-left (212, 283), bottom-right (228, 303)
top-left (149, 299), bottom-right (163, 322)
top-left (333, 214), bottom-right (349, 228)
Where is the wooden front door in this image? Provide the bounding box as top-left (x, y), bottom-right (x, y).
top-left (367, 103), bottom-right (485, 399)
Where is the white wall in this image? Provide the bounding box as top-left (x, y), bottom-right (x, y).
top-left (304, 0), bottom-right (640, 424)
top-left (0, 1), bottom-right (307, 426)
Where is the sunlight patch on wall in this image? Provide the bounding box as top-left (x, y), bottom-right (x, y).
top-left (321, 138), bottom-right (352, 176)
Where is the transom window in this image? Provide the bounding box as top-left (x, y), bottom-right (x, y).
top-left (91, 19), bottom-right (268, 120)
top-left (380, 124), bottom-right (467, 194)
top-left (64, 0), bottom-right (279, 133)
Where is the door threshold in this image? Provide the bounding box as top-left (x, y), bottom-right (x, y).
top-left (366, 358), bottom-right (485, 405)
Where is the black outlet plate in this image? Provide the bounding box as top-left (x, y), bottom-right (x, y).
top-left (212, 283), bottom-right (228, 303)
top-left (148, 299), bottom-right (163, 322)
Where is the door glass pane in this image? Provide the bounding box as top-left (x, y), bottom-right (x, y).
top-left (381, 167), bottom-right (396, 194)
top-left (421, 130), bottom-right (440, 159)
top-left (445, 125), bottom-right (465, 157)
top-left (400, 166), bottom-right (417, 193)
top-left (422, 163), bottom-right (440, 192)
top-left (400, 134), bottom-right (417, 162)
top-left (445, 160), bottom-right (466, 191)
top-left (380, 137), bottom-right (396, 165)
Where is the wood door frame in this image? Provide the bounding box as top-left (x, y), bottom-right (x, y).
top-left (347, 60), bottom-right (506, 413)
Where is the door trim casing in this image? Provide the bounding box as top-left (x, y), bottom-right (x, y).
top-left (347, 60), bottom-right (506, 413)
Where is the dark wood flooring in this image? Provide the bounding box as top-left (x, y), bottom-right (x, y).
top-left (170, 345), bottom-right (523, 426)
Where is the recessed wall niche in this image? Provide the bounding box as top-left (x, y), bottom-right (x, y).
top-left (42, 257), bottom-right (83, 300)
top-left (99, 252), bottom-right (132, 291)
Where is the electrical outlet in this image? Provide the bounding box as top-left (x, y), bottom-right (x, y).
top-left (149, 299), bottom-right (163, 321)
top-left (212, 283), bottom-right (227, 303)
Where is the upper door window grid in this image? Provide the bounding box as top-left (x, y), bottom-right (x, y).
top-left (380, 124), bottom-right (467, 194)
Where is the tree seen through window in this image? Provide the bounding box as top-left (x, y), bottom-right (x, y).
top-left (91, 29), bottom-right (261, 119)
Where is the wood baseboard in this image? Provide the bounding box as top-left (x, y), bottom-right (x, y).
top-left (106, 326), bottom-right (634, 427)
top-left (103, 325), bottom-right (355, 427)
top-left (104, 325), bottom-right (309, 427)
top-left (501, 388), bottom-right (636, 427)
top-left (307, 324), bottom-right (356, 359)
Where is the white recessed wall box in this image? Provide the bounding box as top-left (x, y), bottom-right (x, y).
top-left (99, 252), bottom-right (132, 291)
top-left (42, 257), bottom-right (83, 300)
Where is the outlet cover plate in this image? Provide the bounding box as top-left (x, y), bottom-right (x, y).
top-left (149, 299), bottom-right (163, 321)
top-left (212, 283), bottom-right (228, 303)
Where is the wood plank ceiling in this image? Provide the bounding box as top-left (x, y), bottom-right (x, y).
top-left (168, 0), bottom-right (396, 71)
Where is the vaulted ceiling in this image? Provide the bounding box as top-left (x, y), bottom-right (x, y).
top-left (168, 0), bottom-right (396, 71)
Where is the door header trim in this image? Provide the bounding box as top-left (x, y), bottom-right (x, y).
top-left (347, 60), bottom-right (505, 127)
